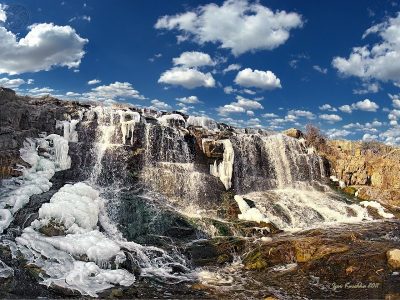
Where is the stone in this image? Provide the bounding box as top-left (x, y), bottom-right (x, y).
top-left (387, 249), bottom-right (400, 269)
top-left (202, 139), bottom-right (224, 158)
top-left (283, 128), bottom-right (304, 139)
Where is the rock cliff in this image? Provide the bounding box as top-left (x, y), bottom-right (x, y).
top-left (323, 140), bottom-right (400, 206)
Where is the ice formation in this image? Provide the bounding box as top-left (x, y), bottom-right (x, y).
top-left (210, 139), bottom-right (234, 190)
top-left (0, 134), bottom-right (71, 233)
top-left (157, 114), bottom-right (186, 126)
top-left (234, 195), bottom-right (270, 223)
top-left (0, 260), bottom-right (13, 278)
top-left (187, 116), bottom-right (218, 131)
top-left (119, 110), bottom-right (141, 144)
top-left (57, 118), bottom-right (80, 142)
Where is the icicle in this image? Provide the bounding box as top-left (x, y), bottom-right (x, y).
top-left (209, 139), bottom-right (234, 190)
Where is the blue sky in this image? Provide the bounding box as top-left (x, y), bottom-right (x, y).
top-left (1, 0), bottom-right (400, 144)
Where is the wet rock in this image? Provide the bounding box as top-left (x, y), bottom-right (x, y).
top-left (202, 140), bottom-right (224, 158)
top-left (387, 249), bottom-right (400, 269)
top-left (38, 220), bottom-right (66, 236)
top-left (186, 237), bottom-right (246, 267)
top-left (294, 238), bottom-right (349, 262)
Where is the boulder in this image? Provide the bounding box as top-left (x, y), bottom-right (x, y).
top-left (387, 249), bottom-right (400, 269)
top-left (283, 128), bottom-right (304, 139)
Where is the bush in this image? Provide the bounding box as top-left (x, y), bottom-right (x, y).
top-left (305, 124), bottom-right (327, 152)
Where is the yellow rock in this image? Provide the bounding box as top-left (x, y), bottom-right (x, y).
top-left (387, 249), bottom-right (400, 269)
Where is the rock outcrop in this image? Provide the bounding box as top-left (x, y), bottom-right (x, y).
top-left (0, 87), bottom-right (86, 179)
top-left (322, 140), bottom-right (400, 206)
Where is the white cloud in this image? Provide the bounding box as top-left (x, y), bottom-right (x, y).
top-left (176, 95), bottom-right (201, 104)
top-left (389, 93), bottom-right (400, 109)
top-left (27, 87), bottom-right (55, 97)
top-left (217, 95), bottom-right (263, 116)
top-left (88, 79), bottom-right (101, 85)
top-left (0, 77), bottom-right (26, 88)
top-left (353, 82), bottom-right (380, 94)
top-left (362, 133), bottom-right (378, 141)
top-left (326, 128), bottom-right (351, 139)
top-left (150, 99), bottom-right (172, 110)
top-left (338, 99), bottom-right (379, 113)
top-left (319, 114), bottom-right (342, 123)
top-left (319, 104), bottom-right (337, 111)
top-left (339, 104), bottom-right (352, 113)
top-left (223, 86), bottom-right (236, 94)
top-left (246, 110), bottom-right (254, 116)
top-left (223, 63), bottom-right (241, 74)
top-left (66, 91), bottom-right (80, 97)
top-left (288, 109), bottom-right (315, 119)
top-left (262, 112), bottom-right (279, 118)
top-left (352, 99), bottom-right (379, 112)
top-left (158, 67), bottom-right (215, 89)
top-left (84, 81), bottom-right (145, 101)
top-left (0, 23), bottom-right (88, 75)
top-left (234, 68), bottom-right (281, 90)
top-left (313, 65), bottom-right (328, 74)
top-left (69, 15), bottom-right (91, 23)
top-left (0, 4), bottom-right (6, 23)
top-left (332, 13), bottom-right (400, 85)
top-left (379, 127), bottom-right (400, 145)
top-left (155, 0), bottom-right (303, 56)
top-left (173, 51), bottom-right (214, 67)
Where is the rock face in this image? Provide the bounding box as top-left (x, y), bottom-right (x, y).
top-left (322, 140), bottom-right (400, 206)
top-left (0, 87), bottom-right (86, 179)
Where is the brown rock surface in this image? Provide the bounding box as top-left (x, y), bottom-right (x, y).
top-left (322, 140), bottom-right (400, 206)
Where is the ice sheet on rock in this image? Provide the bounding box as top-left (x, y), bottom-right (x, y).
top-left (0, 134), bottom-right (71, 232)
top-left (0, 209), bottom-right (13, 233)
top-left (157, 114), bottom-right (186, 126)
top-left (210, 139), bottom-right (234, 190)
top-left (38, 182), bottom-right (100, 230)
top-left (0, 259), bottom-right (14, 278)
top-left (187, 116), bottom-right (218, 131)
top-left (234, 195), bottom-right (269, 224)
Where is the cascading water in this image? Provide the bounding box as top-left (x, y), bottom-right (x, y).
top-left (230, 133), bottom-right (393, 230)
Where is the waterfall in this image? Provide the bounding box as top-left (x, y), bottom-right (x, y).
top-left (231, 132), bottom-right (393, 230)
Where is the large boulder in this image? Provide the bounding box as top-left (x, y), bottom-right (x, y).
top-left (387, 249), bottom-right (400, 269)
top-left (283, 128), bottom-right (304, 139)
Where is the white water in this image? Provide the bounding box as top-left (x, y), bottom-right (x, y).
top-left (210, 139), bottom-right (234, 190)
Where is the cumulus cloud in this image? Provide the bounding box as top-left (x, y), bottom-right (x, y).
top-left (338, 104), bottom-right (352, 113)
top-left (217, 95), bottom-right (263, 116)
top-left (362, 133), bottom-right (378, 141)
top-left (389, 93), bottom-right (400, 109)
top-left (326, 128), bottom-right (351, 139)
top-left (234, 68), bottom-right (281, 90)
top-left (319, 104), bottom-right (337, 111)
top-left (339, 99), bottom-right (379, 113)
top-left (176, 95), bottom-right (201, 104)
top-left (0, 22), bottom-right (87, 75)
top-left (262, 112), bottom-right (279, 118)
top-left (0, 77), bottom-right (26, 88)
top-left (319, 114), bottom-right (342, 123)
top-left (0, 4), bottom-right (6, 23)
top-left (155, 0), bottom-right (303, 56)
top-left (313, 65), bottom-right (328, 74)
top-left (353, 82), bottom-right (380, 94)
top-left (84, 81), bottom-right (146, 101)
top-left (88, 79), bottom-right (101, 85)
top-left (332, 13), bottom-right (400, 85)
top-left (150, 99), bottom-right (172, 110)
top-left (173, 51), bottom-right (214, 67)
top-left (158, 67), bottom-right (215, 89)
top-left (223, 63), bottom-right (241, 74)
top-left (288, 109), bottom-right (315, 119)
